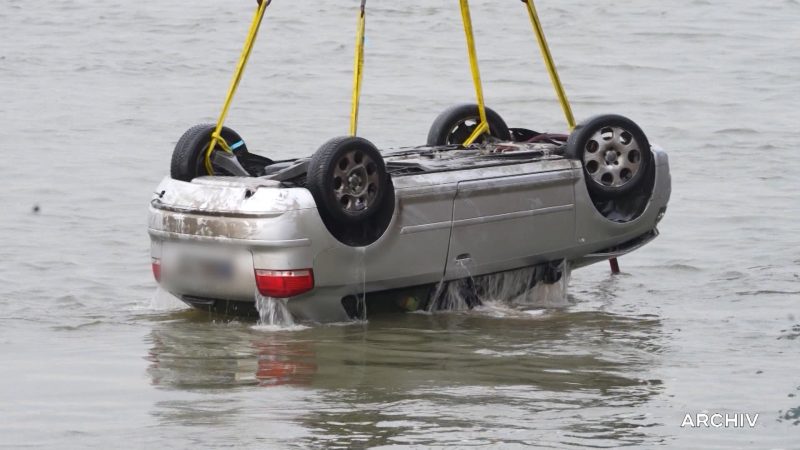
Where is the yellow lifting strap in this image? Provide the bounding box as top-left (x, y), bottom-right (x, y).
top-left (523, 0), bottom-right (575, 130)
top-left (459, 0), bottom-right (490, 146)
top-left (205, 0), bottom-right (271, 174)
top-left (349, 0), bottom-right (367, 136)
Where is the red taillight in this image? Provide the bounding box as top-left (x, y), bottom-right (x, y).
top-left (255, 269), bottom-right (314, 298)
top-left (152, 258), bottom-right (161, 283)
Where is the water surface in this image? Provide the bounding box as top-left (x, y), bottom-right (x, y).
top-left (1, 0), bottom-right (798, 448)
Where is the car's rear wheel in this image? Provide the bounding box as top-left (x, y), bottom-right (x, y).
top-left (566, 114), bottom-right (653, 198)
top-left (170, 124), bottom-right (249, 182)
top-left (307, 136), bottom-right (391, 225)
top-left (426, 104), bottom-right (511, 146)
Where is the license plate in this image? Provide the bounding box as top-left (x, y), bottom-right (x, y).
top-left (175, 253), bottom-right (235, 281)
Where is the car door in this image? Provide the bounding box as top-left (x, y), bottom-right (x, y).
top-left (444, 164), bottom-right (577, 280)
top-left (312, 175), bottom-right (460, 292)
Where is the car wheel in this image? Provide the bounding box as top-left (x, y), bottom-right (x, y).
top-left (170, 124), bottom-right (248, 181)
top-left (426, 104), bottom-right (511, 146)
top-left (307, 136), bottom-right (390, 225)
top-left (566, 114), bottom-right (653, 198)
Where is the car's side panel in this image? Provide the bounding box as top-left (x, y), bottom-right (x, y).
top-left (311, 184), bottom-right (458, 293)
top-left (444, 169), bottom-right (578, 279)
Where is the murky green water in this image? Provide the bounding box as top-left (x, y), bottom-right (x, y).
top-left (1, 0), bottom-right (798, 447)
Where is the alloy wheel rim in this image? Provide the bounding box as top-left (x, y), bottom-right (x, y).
top-left (582, 126), bottom-right (642, 188)
top-left (333, 149), bottom-right (380, 214)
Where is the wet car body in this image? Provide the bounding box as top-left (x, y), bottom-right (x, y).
top-left (149, 141), bottom-right (671, 322)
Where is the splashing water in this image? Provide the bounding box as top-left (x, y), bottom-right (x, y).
top-left (255, 293), bottom-right (295, 327)
top-left (144, 287), bottom-right (186, 312)
top-left (479, 266), bottom-right (536, 303)
top-left (427, 279), bottom-right (471, 311)
top-left (428, 262), bottom-right (571, 313)
top-left (426, 259), bottom-right (479, 312)
top-left (522, 263), bottom-right (571, 308)
top-left (355, 247), bottom-right (368, 321)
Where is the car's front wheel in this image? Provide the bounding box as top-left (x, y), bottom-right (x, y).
top-left (566, 114), bottom-right (653, 199)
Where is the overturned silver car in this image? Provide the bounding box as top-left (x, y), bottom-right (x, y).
top-left (147, 1), bottom-right (670, 322)
top-left (149, 108), bottom-right (670, 322)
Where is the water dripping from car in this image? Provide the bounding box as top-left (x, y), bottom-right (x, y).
top-left (427, 260), bottom-right (571, 314)
top-left (427, 257), bottom-right (481, 312)
top-left (255, 293), bottom-right (295, 327)
top-left (356, 247), bottom-right (368, 321)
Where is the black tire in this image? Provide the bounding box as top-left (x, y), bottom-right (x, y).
top-left (426, 104), bottom-right (511, 146)
top-left (566, 114), bottom-right (653, 199)
top-left (307, 136), bottom-right (390, 225)
top-left (170, 124), bottom-right (248, 182)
